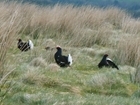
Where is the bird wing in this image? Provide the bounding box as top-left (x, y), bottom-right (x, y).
top-left (98, 57), bottom-right (109, 68)
top-left (22, 42), bottom-right (30, 51)
top-left (106, 58), bottom-right (119, 70)
top-left (55, 55), bottom-right (61, 64)
top-left (58, 56), bottom-right (69, 67)
top-left (55, 54), bottom-right (68, 64)
top-left (60, 56), bottom-right (68, 63)
top-left (18, 41), bottom-right (24, 49)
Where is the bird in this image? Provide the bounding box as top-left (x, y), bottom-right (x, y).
top-left (98, 54), bottom-right (119, 70)
top-left (54, 46), bottom-right (72, 67)
top-left (17, 39), bottom-right (34, 52)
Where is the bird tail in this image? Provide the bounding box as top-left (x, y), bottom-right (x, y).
top-left (106, 58), bottom-right (119, 70)
top-left (28, 40), bottom-right (34, 49)
top-left (68, 54), bottom-right (72, 66)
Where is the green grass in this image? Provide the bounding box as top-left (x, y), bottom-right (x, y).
top-left (2, 47), bottom-right (140, 105)
top-left (2, 33), bottom-right (140, 104)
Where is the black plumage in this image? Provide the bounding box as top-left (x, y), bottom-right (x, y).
top-left (17, 39), bottom-right (33, 52)
top-left (98, 54), bottom-right (119, 70)
top-left (54, 46), bottom-right (72, 67)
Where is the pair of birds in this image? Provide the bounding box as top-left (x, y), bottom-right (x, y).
top-left (17, 39), bottom-right (119, 70)
top-left (53, 46), bottom-right (119, 69)
top-left (17, 39), bottom-right (73, 67)
top-left (54, 47), bottom-right (119, 69)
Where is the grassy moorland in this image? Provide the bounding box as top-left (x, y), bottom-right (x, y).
top-left (0, 1), bottom-right (140, 105)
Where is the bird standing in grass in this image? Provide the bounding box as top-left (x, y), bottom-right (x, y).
top-left (98, 54), bottom-right (119, 70)
top-left (17, 39), bottom-right (34, 52)
top-left (54, 46), bottom-right (72, 67)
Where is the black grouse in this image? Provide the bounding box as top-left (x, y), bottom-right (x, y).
top-left (98, 54), bottom-right (119, 70)
top-left (54, 46), bottom-right (72, 67)
top-left (17, 39), bottom-right (34, 51)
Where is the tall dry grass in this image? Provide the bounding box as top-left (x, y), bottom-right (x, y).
top-left (122, 18), bottom-right (140, 35)
top-left (0, 2), bottom-right (24, 103)
top-left (116, 37), bottom-right (140, 67)
top-left (0, 2), bottom-right (130, 46)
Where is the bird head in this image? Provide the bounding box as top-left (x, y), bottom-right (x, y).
top-left (56, 45), bottom-right (61, 50)
top-left (17, 38), bottom-right (22, 42)
top-left (104, 54), bottom-right (108, 57)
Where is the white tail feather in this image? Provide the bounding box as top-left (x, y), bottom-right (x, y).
top-left (68, 54), bottom-right (72, 66)
top-left (28, 40), bottom-right (34, 49)
top-left (106, 57), bottom-right (113, 62)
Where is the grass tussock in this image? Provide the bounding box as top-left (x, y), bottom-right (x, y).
top-left (85, 71), bottom-right (133, 97)
top-left (47, 63), bottom-right (60, 72)
top-left (29, 57), bottom-right (47, 67)
top-left (22, 69), bottom-right (60, 87)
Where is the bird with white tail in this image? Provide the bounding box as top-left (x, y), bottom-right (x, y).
top-left (54, 45), bottom-right (73, 67)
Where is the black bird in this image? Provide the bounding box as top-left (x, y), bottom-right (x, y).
top-left (98, 54), bottom-right (119, 70)
top-left (54, 46), bottom-right (72, 67)
top-left (17, 39), bottom-right (34, 52)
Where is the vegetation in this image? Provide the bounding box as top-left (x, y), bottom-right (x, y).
top-left (4, 0), bottom-right (140, 17)
top-left (0, 1), bottom-right (140, 105)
